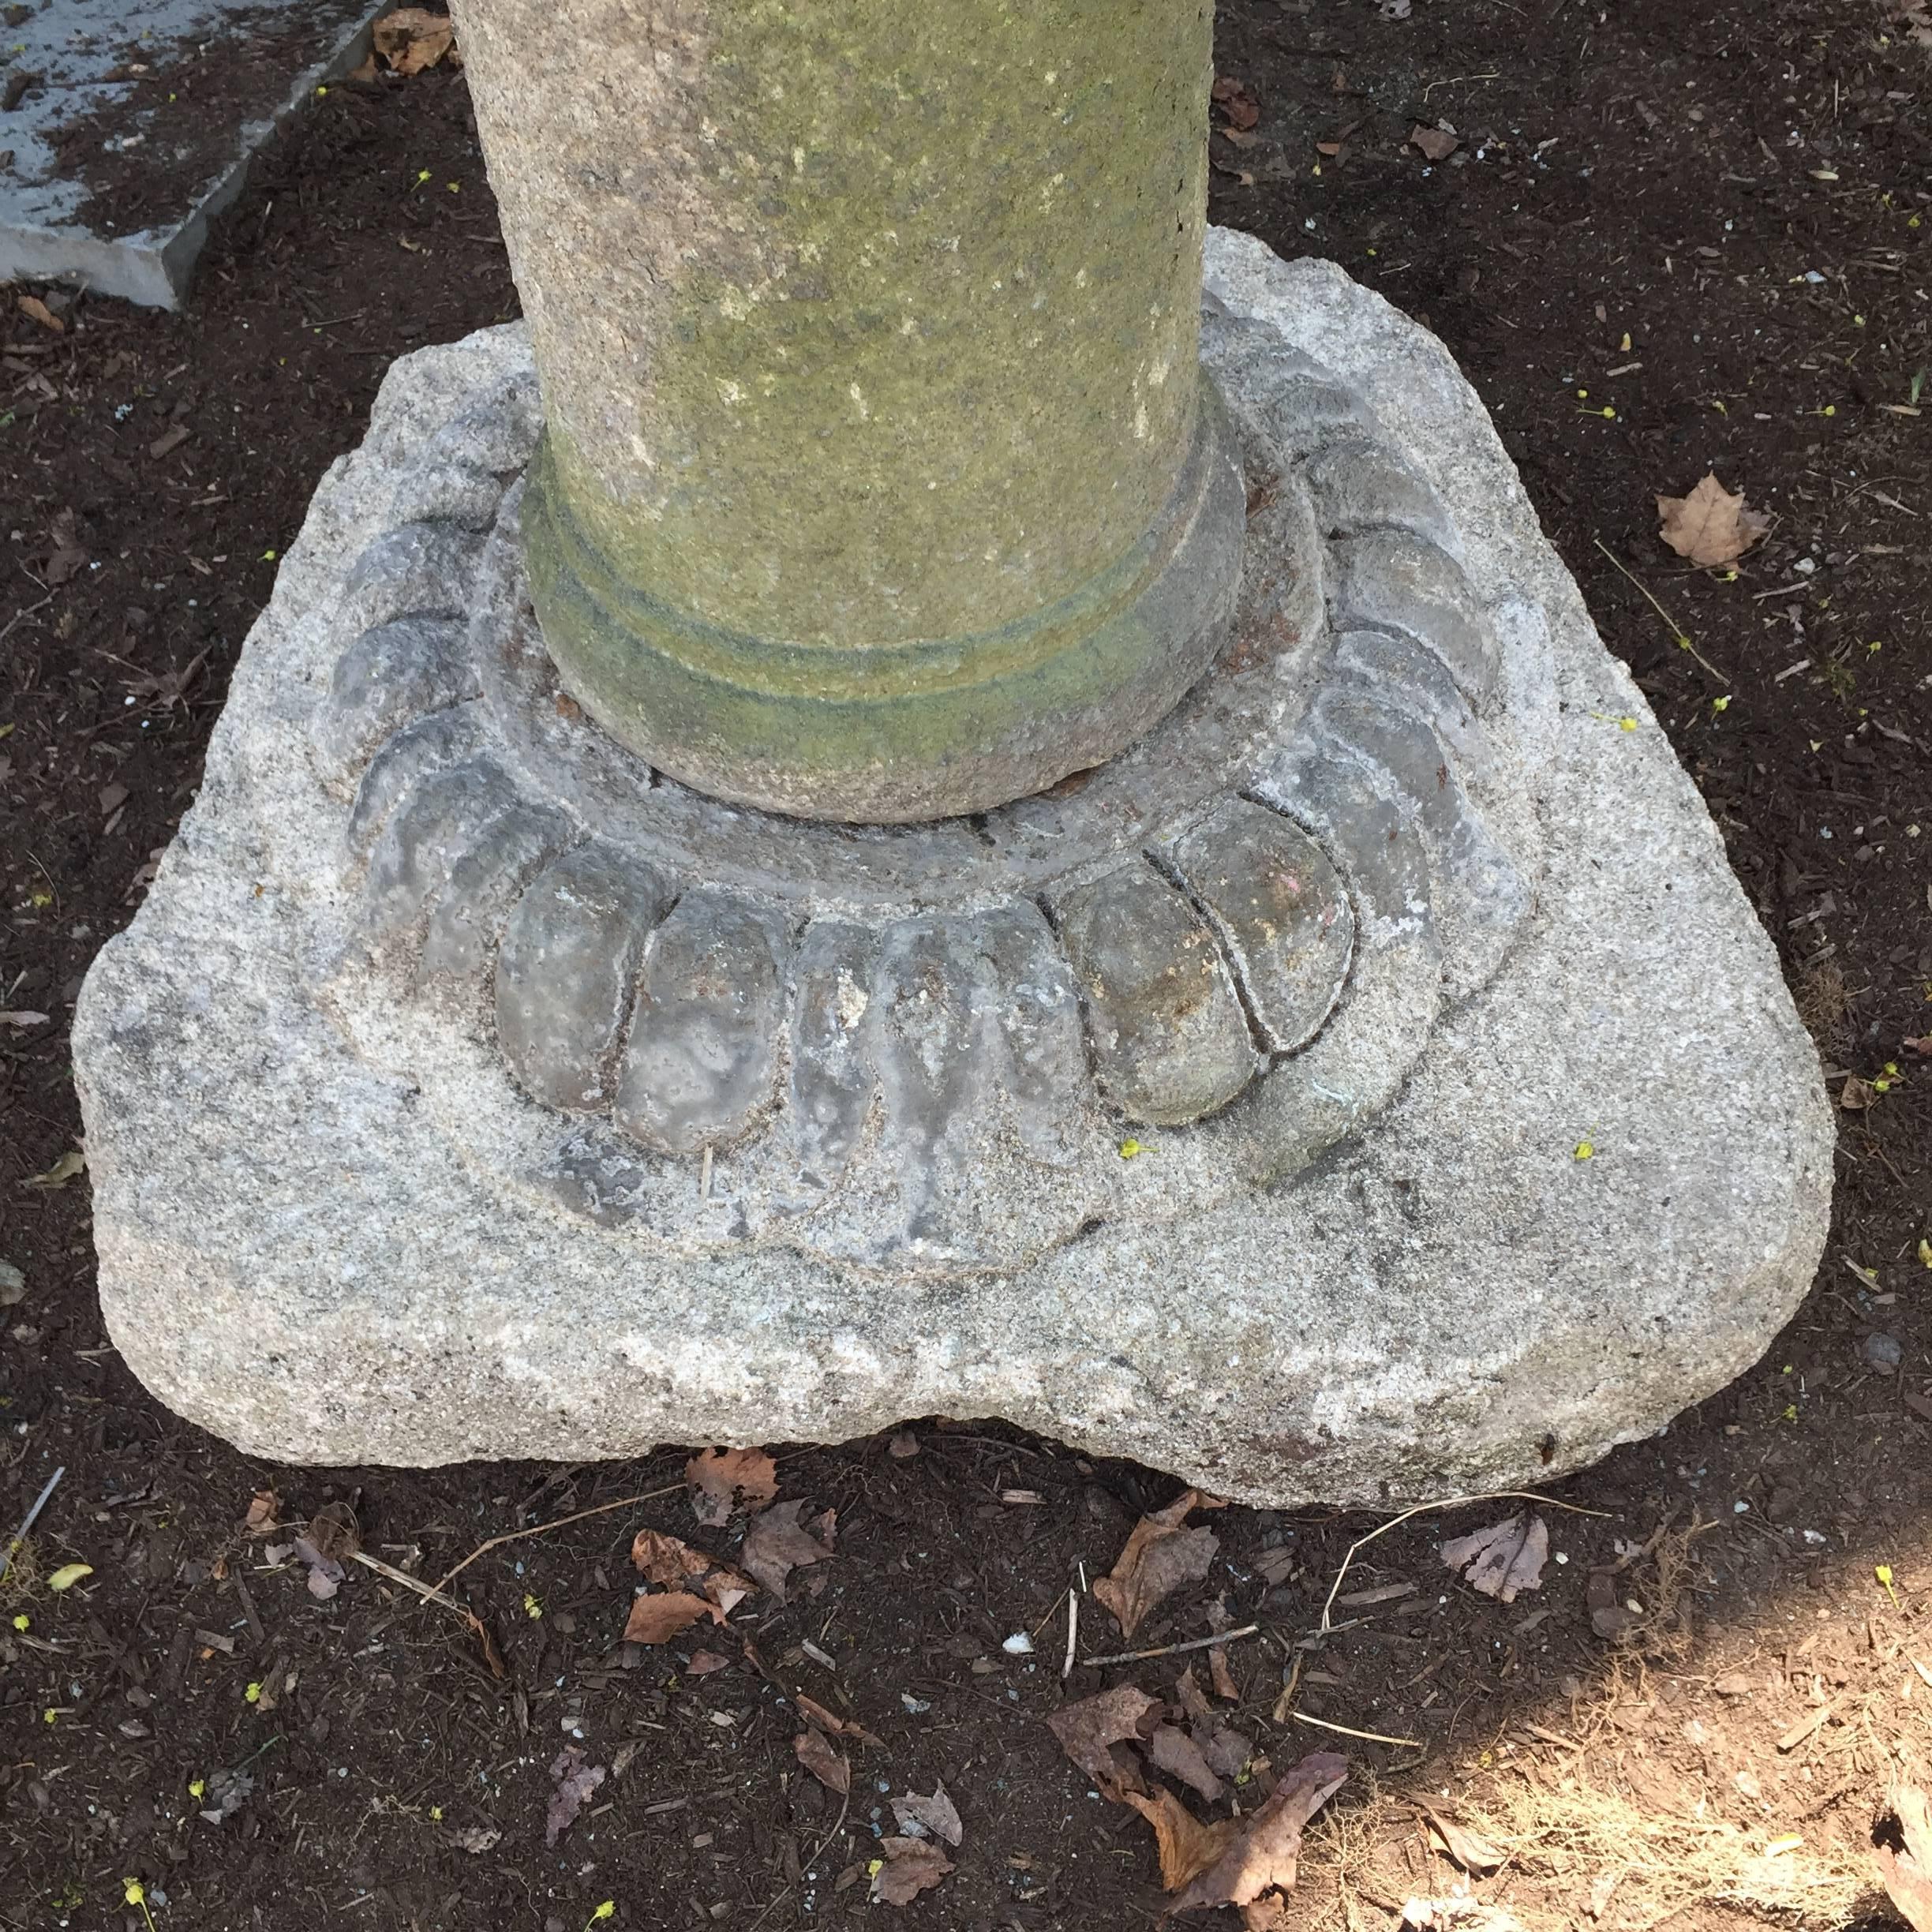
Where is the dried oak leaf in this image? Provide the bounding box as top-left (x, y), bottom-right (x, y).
top-left (1093, 1488), bottom-right (1225, 1639)
top-left (685, 1446), bottom-right (778, 1527)
top-left (1657, 474), bottom-right (1769, 568)
top-left (1418, 1802), bottom-right (1507, 1874)
top-left (545, 1745), bottom-right (605, 1847)
top-left (1206, 1595), bottom-right (1242, 1700)
top-left (1410, 122), bottom-right (1460, 161)
top-left (871, 1836), bottom-right (953, 1905)
top-left (1124, 1783), bottom-right (1236, 1892)
top-left (1176, 1664), bottom-right (1252, 1778)
top-left (1149, 1723), bottom-right (1226, 1802)
top-left (1440, 1511), bottom-right (1549, 1603)
top-left (622, 1591), bottom-right (713, 1646)
top-left (1046, 1683), bottom-right (1162, 1788)
top-left (1169, 1750), bottom-right (1348, 1913)
top-left (739, 1499), bottom-right (832, 1600)
top-left (373, 6), bottom-right (457, 73)
top-left (794, 1727), bottom-right (850, 1795)
top-left (631, 1526), bottom-right (754, 1617)
top-left (891, 1782), bottom-right (964, 1847)
top-left (1211, 74), bottom-right (1261, 130)
top-left (17, 293), bottom-right (62, 333)
top-left (795, 1693), bottom-right (885, 1748)
top-left (1876, 1785), bottom-right (1932, 1932)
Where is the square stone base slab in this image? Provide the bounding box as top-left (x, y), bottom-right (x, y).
top-left (0, 0), bottom-right (382, 309)
top-left (71, 233), bottom-right (1833, 1505)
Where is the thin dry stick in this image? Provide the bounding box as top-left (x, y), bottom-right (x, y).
top-left (432, 1483), bottom-right (683, 1596)
top-left (350, 1548), bottom-right (468, 1614)
top-left (1592, 537), bottom-right (1731, 684)
top-left (1320, 1490), bottom-right (1610, 1633)
top-left (803, 1788), bottom-right (852, 1875)
top-left (0, 1464), bottom-right (65, 1583)
top-left (1082, 1623), bottom-right (1259, 1669)
top-left (1288, 1709), bottom-right (1424, 1750)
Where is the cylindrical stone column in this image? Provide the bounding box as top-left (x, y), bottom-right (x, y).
top-left (450, 0), bottom-right (1241, 823)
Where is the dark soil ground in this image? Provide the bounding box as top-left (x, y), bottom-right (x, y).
top-left (2, 4), bottom-right (1930, 1929)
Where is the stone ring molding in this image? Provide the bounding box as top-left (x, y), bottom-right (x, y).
top-left (308, 301), bottom-right (1547, 1275)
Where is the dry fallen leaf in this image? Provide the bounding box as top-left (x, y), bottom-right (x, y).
top-left (1093, 1488), bottom-right (1225, 1639)
top-left (1418, 1802), bottom-right (1508, 1874)
top-left (871, 1837), bottom-right (953, 1905)
top-left (622, 1590), bottom-right (713, 1645)
top-left (373, 6), bottom-right (458, 73)
top-left (632, 1526), bottom-right (710, 1583)
top-left (1402, 1904), bottom-right (1529, 1930)
top-left (242, 1489), bottom-right (281, 1534)
top-left (17, 293), bottom-right (63, 333)
top-left (1876, 1786), bottom-right (1932, 1932)
top-left (1440, 1511), bottom-right (1549, 1603)
top-left (22, 1148), bottom-right (86, 1190)
top-left (887, 1431), bottom-right (920, 1458)
top-left (795, 1693), bottom-right (885, 1749)
top-left (794, 1728), bottom-right (850, 1795)
top-left (1176, 1664), bottom-right (1252, 1778)
top-left (1170, 1750), bottom-right (1348, 1913)
top-left (685, 1445), bottom-right (777, 1526)
top-left (1410, 122), bottom-right (1460, 161)
top-left (1046, 1683), bottom-right (1162, 1788)
top-left (1149, 1723), bottom-right (1226, 1802)
top-left (1124, 1783), bottom-right (1237, 1892)
top-left (631, 1526), bottom-right (754, 1617)
top-left (1657, 474), bottom-right (1769, 568)
top-left (685, 1649), bottom-right (730, 1676)
top-left (891, 1782), bottom-right (964, 1847)
top-left (739, 1499), bottom-right (833, 1600)
top-left (1840, 1075), bottom-right (1874, 1111)
top-left (291, 1535), bottom-right (346, 1601)
top-left (545, 1745), bottom-right (605, 1847)
top-left (1211, 74), bottom-right (1261, 130)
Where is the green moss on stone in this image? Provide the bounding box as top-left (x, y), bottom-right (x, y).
top-left (551, 0), bottom-right (1213, 648)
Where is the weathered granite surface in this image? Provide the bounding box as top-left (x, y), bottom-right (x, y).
top-left (72, 233), bottom-right (1833, 1502)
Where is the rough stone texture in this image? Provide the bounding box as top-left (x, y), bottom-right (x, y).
top-left (0, 0), bottom-right (383, 308)
top-left (451, 0), bottom-right (1237, 821)
top-left (73, 234), bottom-right (1833, 1503)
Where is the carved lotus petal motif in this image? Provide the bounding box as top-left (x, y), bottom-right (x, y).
top-left (307, 328), bottom-right (1540, 1269)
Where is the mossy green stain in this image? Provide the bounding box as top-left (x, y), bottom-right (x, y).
top-left (546, 0), bottom-right (1214, 649)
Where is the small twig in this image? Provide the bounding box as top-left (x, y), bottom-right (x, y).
top-left (1591, 538), bottom-right (1731, 685)
top-left (1029, 1586), bottom-right (1071, 1641)
top-left (742, 1887), bottom-right (794, 1932)
top-left (432, 1483), bottom-right (683, 1595)
top-left (0, 593), bottom-right (52, 646)
top-left (351, 1548), bottom-right (470, 1614)
top-left (1287, 1709), bottom-right (1424, 1750)
top-left (1063, 1587), bottom-right (1079, 1682)
top-left (803, 1788), bottom-right (851, 1874)
top-left (1320, 1490), bottom-right (1611, 1633)
top-left (0, 1464), bottom-right (65, 1582)
top-left (1081, 1623), bottom-right (1259, 1669)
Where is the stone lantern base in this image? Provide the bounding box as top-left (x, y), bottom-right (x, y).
top-left (72, 234), bottom-right (1832, 1504)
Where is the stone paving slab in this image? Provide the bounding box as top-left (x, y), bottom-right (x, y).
top-left (0, 0), bottom-right (381, 307)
